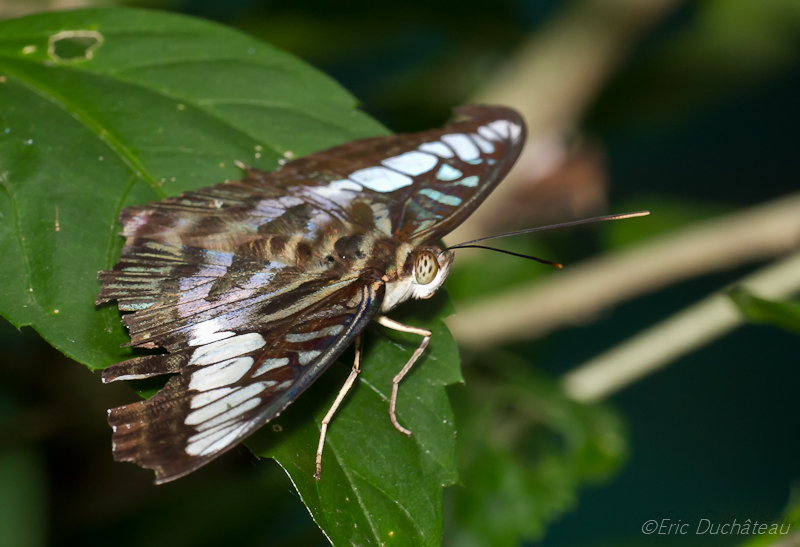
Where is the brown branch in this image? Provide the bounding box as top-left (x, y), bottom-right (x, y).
top-left (446, 193), bottom-right (800, 348)
top-left (562, 250), bottom-right (800, 402)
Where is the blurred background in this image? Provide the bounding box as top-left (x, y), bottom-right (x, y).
top-left (1, 0), bottom-right (799, 546)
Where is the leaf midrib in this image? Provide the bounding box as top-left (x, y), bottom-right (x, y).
top-left (0, 60), bottom-right (166, 198)
top-left (0, 175), bottom-right (35, 310)
top-left (320, 373), bottom-right (440, 540)
top-left (360, 377), bottom-right (451, 480)
top-left (324, 440), bottom-right (385, 546)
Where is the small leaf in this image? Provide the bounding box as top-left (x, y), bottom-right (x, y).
top-left (729, 287), bottom-right (800, 335)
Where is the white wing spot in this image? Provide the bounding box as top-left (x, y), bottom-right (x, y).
top-left (188, 323), bottom-right (235, 347)
top-left (419, 188), bottom-right (462, 206)
top-left (253, 358), bottom-right (290, 377)
top-left (195, 424), bottom-right (251, 456)
top-left (189, 333), bottom-right (266, 366)
top-left (185, 383), bottom-right (268, 425)
top-left (381, 151), bottom-right (438, 176)
top-left (478, 125), bottom-right (502, 141)
top-left (312, 179), bottom-right (363, 199)
top-left (418, 141), bottom-right (454, 158)
top-left (285, 325), bottom-right (344, 343)
top-left (186, 422), bottom-right (249, 456)
top-left (488, 120), bottom-right (510, 138)
top-left (470, 133), bottom-right (495, 153)
top-left (191, 387), bottom-right (236, 409)
top-left (349, 167), bottom-right (413, 193)
top-left (105, 373), bottom-right (155, 382)
top-left (189, 357), bottom-right (254, 391)
top-left (193, 397), bottom-right (261, 432)
top-left (297, 350), bottom-right (322, 365)
top-left (458, 176), bottom-right (479, 187)
top-left (275, 380), bottom-right (294, 391)
top-left (435, 164), bottom-right (462, 181)
top-left (188, 420), bottom-right (236, 443)
top-left (488, 120), bottom-right (521, 141)
top-left (187, 422), bottom-right (238, 448)
top-left (441, 134), bottom-right (480, 161)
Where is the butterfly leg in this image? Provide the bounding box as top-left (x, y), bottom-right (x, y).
top-left (314, 334), bottom-right (363, 481)
top-left (375, 316), bottom-right (432, 437)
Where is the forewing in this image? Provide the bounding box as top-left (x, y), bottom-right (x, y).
top-left (268, 105), bottom-right (526, 244)
top-left (109, 105), bottom-right (524, 252)
top-left (105, 279), bottom-right (384, 483)
top-left (112, 176), bottom-right (353, 258)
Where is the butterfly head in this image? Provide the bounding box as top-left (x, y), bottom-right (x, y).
top-left (382, 245), bottom-right (454, 312)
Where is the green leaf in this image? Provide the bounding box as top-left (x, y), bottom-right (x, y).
top-left (729, 287), bottom-right (800, 335)
top-left (0, 7), bottom-right (386, 370)
top-left (249, 297), bottom-right (462, 547)
top-left (735, 490), bottom-right (800, 546)
top-left (0, 8), bottom-right (464, 546)
top-left (444, 354), bottom-right (627, 547)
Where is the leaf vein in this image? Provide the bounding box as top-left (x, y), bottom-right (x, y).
top-left (0, 55), bottom-right (286, 164)
top-left (360, 377), bottom-right (451, 475)
top-left (325, 440), bottom-right (384, 546)
top-left (105, 174), bottom-right (141, 269)
top-left (0, 174), bottom-right (36, 308)
top-left (109, 56), bottom-right (290, 75)
top-left (0, 63), bottom-right (167, 199)
top-left (350, 466), bottom-right (429, 539)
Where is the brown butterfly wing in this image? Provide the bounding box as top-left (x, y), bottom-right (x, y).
top-left (98, 105), bottom-right (525, 482)
top-left (260, 105), bottom-right (526, 244)
top-left (114, 105), bottom-right (523, 252)
top-left (105, 279), bottom-right (383, 483)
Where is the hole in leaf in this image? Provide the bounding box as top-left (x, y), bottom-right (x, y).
top-left (48, 30), bottom-right (103, 63)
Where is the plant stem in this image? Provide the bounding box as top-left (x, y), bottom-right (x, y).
top-left (562, 250), bottom-right (800, 402)
top-left (447, 193), bottom-right (800, 347)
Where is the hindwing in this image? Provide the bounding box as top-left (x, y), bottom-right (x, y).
top-left (105, 279), bottom-right (383, 483)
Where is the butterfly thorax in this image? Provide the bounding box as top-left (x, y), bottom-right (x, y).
top-left (234, 228), bottom-right (452, 313)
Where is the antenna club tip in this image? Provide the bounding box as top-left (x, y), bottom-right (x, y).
top-left (554, 263), bottom-right (563, 269)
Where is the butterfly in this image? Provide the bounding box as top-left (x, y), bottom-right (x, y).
top-left (96, 105), bottom-right (527, 483)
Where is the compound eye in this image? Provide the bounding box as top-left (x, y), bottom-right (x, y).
top-left (415, 251), bottom-right (439, 285)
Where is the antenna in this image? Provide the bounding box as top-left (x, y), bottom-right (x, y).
top-left (448, 245), bottom-right (563, 268)
top-left (448, 211), bottom-right (650, 249)
top-left (446, 211), bottom-right (650, 268)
